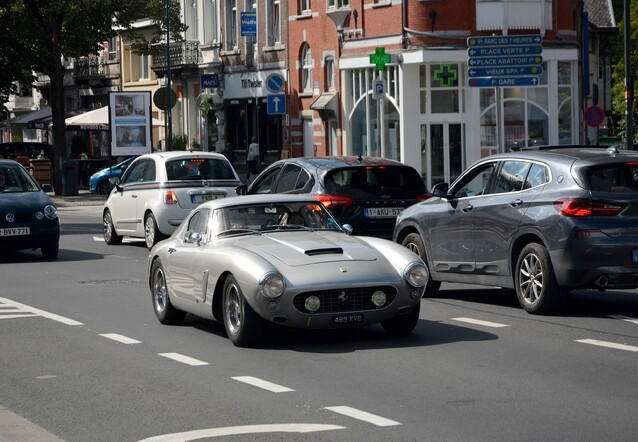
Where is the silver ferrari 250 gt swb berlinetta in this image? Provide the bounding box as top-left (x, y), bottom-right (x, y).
top-left (147, 194), bottom-right (429, 347)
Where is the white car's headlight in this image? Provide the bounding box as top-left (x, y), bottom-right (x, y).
top-left (405, 262), bottom-right (429, 287)
top-left (259, 273), bottom-right (285, 299)
top-left (44, 205), bottom-right (58, 220)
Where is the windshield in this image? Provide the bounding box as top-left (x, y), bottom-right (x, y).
top-left (166, 158), bottom-right (236, 180)
top-left (213, 202), bottom-right (342, 237)
top-left (0, 164), bottom-right (40, 193)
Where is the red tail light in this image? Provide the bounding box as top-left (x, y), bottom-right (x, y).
top-left (553, 198), bottom-right (623, 217)
top-left (416, 194), bottom-right (433, 203)
top-left (314, 195), bottom-right (353, 209)
top-left (164, 190), bottom-right (178, 205)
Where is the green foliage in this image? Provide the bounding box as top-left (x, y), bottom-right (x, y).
top-left (172, 133), bottom-right (188, 151)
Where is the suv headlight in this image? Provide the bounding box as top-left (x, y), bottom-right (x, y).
top-left (259, 273), bottom-right (285, 299)
top-left (405, 262), bottom-right (429, 287)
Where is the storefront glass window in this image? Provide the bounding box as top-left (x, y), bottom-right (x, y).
top-left (351, 97), bottom-right (366, 156)
top-left (430, 64), bottom-right (461, 113)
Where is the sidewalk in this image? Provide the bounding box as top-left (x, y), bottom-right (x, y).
top-left (47, 189), bottom-right (106, 207)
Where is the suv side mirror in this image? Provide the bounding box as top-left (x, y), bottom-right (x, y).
top-left (432, 182), bottom-right (449, 198)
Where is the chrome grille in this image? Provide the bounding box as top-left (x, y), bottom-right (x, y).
top-left (293, 286), bottom-right (397, 314)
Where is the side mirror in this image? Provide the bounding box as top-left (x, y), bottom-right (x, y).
top-left (431, 182), bottom-right (449, 198)
top-left (342, 224), bottom-right (353, 236)
top-left (190, 232), bottom-right (203, 245)
top-left (235, 184), bottom-right (248, 196)
top-left (109, 176), bottom-right (122, 192)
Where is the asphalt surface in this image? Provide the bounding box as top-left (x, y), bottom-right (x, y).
top-left (47, 190), bottom-right (106, 207)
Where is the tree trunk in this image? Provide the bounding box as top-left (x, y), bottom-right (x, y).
top-left (49, 45), bottom-right (68, 195)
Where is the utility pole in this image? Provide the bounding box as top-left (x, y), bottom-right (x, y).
top-left (625, 0), bottom-right (634, 149)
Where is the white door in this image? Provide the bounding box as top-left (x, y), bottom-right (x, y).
top-left (427, 123), bottom-right (464, 188)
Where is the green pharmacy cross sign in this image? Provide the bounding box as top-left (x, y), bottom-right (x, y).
top-left (370, 47), bottom-right (391, 71)
top-left (433, 64), bottom-right (458, 87)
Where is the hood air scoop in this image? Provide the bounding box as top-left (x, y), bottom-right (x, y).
top-left (305, 247), bottom-right (344, 256)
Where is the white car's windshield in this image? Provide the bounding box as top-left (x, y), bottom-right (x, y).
top-left (214, 202), bottom-right (342, 237)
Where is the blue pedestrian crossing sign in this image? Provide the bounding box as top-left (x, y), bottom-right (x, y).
top-left (267, 94), bottom-right (286, 115)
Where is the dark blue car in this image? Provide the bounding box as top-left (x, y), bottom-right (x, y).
top-left (89, 157), bottom-right (135, 194)
top-left (0, 159), bottom-right (60, 258)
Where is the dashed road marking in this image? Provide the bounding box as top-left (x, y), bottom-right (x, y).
top-left (158, 352), bottom-right (209, 366)
top-left (451, 317), bottom-right (509, 328)
top-left (609, 314), bottom-right (638, 325)
top-left (100, 333), bottom-right (141, 344)
top-left (232, 376), bottom-right (295, 393)
top-left (575, 339), bottom-right (638, 352)
top-left (324, 406), bottom-right (401, 427)
top-left (137, 423), bottom-right (345, 441)
top-left (0, 297), bottom-right (83, 326)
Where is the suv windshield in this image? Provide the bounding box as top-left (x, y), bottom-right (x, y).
top-left (166, 158), bottom-right (235, 180)
top-left (325, 166), bottom-right (426, 197)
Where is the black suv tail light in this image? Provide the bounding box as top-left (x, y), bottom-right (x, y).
top-left (554, 198), bottom-right (623, 217)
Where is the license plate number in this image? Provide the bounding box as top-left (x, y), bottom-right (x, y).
top-left (364, 207), bottom-right (403, 218)
top-left (332, 314), bottom-right (364, 324)
top-left (633, 249), bottom-right (638, 264)
top-left (191, 194), bottom-right (219, 204)
top-left (0, 227), bottom-right (30, 237)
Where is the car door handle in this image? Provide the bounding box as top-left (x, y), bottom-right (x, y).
top-left (508, 199), bottom-right (523, 207)
top-left (168, 248), bottom-right (176, 254)
top-left (131, 193), bottom-right (138, 198)
top-left (461, 204), bottom-right (473, 212)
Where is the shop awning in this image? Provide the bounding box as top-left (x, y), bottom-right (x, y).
top-left (309, 92), bottom-right (338, 118)
top-left (4, 107), bottom-right (51, 126)
top-left (65, 106), bottom-right (163, 131)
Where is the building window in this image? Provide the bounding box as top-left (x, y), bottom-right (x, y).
top-left (327, 0), bottom-right (349, 9)
top-left (301, 44), bottom-right (313, 92)
top-left (267, 0), bottom-right (281, 46)
top-left (225, 0), bottom-right (237, 50)
top-left (139, 54), bottom-right (149, 80)
top-left (430, 63), bottom-right (462, 114)
top-left (325, 57), bottom-right (335, 90)
top-left (300, 0), bottom-right (311, 13)
top-left (107, 37), bottom-right (118, 61)
top-left (205, 0), bottom-right (218, 45)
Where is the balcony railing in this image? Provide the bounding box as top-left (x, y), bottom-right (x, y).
top-left (151, 41), bottom-right (199, 71)
top-left (73, 56), bottom-right (117, 78)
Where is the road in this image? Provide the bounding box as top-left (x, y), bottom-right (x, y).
top-left (1, 205), bottom-right (637, 441)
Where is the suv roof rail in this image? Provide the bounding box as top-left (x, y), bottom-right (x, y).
top-left (509, 144), bottom-right (607, 152)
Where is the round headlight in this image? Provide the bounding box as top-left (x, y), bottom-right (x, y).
top-left (405, 262), bottom-right (429, 287)
top-left (304, 295), bottom-right (321, 312)
top-left (371, 290), bottom-right (387, 307)
top-left (259, 273), bottom-right (284, 299)
top-left (44, 205), bottom-right (58, 220)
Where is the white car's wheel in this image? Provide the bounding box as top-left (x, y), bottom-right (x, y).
top-left (145, 213), bottom-right (162, 249)
top-left (103, 209), bottom-right (122, 245)
top-left (223, 275), bottom-right (264, 347)
top-left (151, 260), bottom-right (185, 325)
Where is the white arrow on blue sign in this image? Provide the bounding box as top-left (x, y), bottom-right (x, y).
top-left (468, 66), bottom-right (543, 78)
top-left (467, 35), bottom-right (542, 47)
top-left (468, 56), bottom-right (542, 67)
top-left (469, 77), bottom-right (540, 88)
top-left (267, 94), bottom-right (286, 115)
top-left (468, 45), bottom-right (542, 58)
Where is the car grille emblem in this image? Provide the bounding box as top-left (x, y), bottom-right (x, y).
top-left (5, 213), bottom-right (15, 223)
top-left (340, 267), bottom-right (347, 272)
top-left (338, 291), bottom-right (348, 303)
top-left (202, 180), bottom-right (210, 187)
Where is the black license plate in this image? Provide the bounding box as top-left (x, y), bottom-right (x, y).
top-left (332, 314), bottom-right (364, 324)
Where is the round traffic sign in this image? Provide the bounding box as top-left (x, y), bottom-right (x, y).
top-left (584, 105), bottom-right (605, 127)
top-left (153, 88), bottom-right (178, 110)
top-left (265, 73), bottom-right (285, 93)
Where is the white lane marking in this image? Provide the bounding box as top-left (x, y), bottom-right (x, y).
top-left (100, 333), bottom-right (141, 345)
top-left (609, 314), bottom-right (638, 325)
top-left (324, 406), bottom-right (401, 427)
top-left (575, 339), bottom-right (638, 352)
top-left (0, 297), bottom-right (83, 326)
top-left (137, 423), bottom-right (345, 441)
top-left (158, 353), bottom-right (209, 366)
top-left (451, 317), bottom-right (510, 328)
top-left (232, 376), bottom-right (295, 393)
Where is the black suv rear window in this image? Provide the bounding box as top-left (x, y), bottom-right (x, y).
top-left (587, 164), bottom-right (638, 193)
top-left (325, 166), bottom-right (426, 197)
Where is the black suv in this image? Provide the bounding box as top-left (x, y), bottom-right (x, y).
top-left (394, 145), bottom-right (638, 314)
top-left (240, 156), bottom-right (429, 238)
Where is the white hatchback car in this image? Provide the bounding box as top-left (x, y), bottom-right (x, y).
top-left (103, 151), bottom-right (242, 249)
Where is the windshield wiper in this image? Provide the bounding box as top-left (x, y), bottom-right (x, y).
top-left (216, 228), bottom-right (262, 237)
top-left (262, 224), bottom-right (314, 232)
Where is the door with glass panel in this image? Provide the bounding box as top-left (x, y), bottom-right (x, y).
top-left (425, 123), bottom-right (464, 188)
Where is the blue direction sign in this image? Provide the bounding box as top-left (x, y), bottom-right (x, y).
top-left (468, 66), bottom-right (543, 78)
top-left (468, 55), bottom-right (542, 67)
top-left (467, 35), bottom-right (543, 47)
top-left (469, 77), bottom-right (540, 88)
top-left (267, 94), bottom-right (286, 115)
top-left (468, 45), bottom-right (542, 58)
top-left (201, 74), bottom-right (220, 88)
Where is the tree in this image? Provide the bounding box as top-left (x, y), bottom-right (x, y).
top-left (0, 0), bottom-right (185, 194)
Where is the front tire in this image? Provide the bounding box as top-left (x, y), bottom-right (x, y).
top-left (515, 243), bottom-right (566, 314)
top-left (381, 301), bottom-right (421, 335)
top-left (223, 275), bottom-right (264, 347)
top-left (103, 209), bottom-right (122, 245)
top-left (401, 233), bottom-right (441, 297)
top-left (151, 259), bottom-right (186, 325)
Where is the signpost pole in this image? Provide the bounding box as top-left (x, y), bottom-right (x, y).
top-left (166, 0), bottom-right (173, 151)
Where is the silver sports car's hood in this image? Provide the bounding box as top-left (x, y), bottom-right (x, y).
top-left (234, 232), bottom-right (378, 266)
